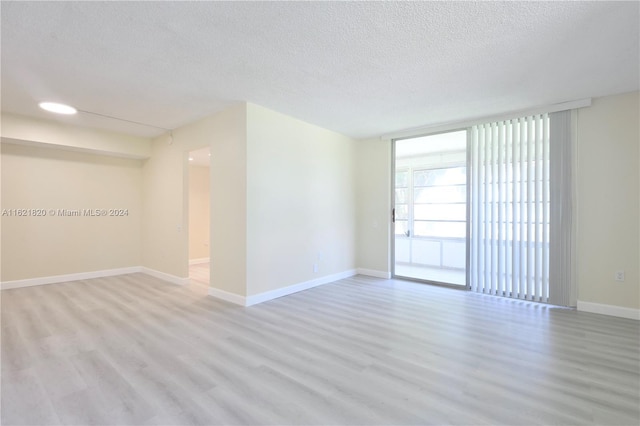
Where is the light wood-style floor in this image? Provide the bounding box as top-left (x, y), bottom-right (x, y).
top-left (189, 262), bottom-right (210, 288)
top-left (2, 273), bottom-right (639, 425)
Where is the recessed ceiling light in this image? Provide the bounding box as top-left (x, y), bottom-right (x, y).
top-left (38, 102), bottom-right (77, 115)
top-left (189, 157), bottom-right (194, 161)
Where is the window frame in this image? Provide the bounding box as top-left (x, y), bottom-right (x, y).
top-left (395, 155), bottom-right (467, 240)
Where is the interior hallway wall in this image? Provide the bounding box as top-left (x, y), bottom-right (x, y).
top-left (141, 103), bottom-right (247, 296)
top-left (188, 164), bottom-right (210, 261)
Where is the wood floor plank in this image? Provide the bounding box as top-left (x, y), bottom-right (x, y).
top-left (2, 272), bottom-right (639, 425)
top-left (1, 367), bottom-right (62, 425)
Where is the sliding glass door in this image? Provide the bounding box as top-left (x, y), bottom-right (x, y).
top-left (392, 112), bottom-right (573, 306)
top-left (393, 131), bottom-right (467, 286)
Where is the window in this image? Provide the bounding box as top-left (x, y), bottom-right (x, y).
top-left (394, 170), bottom-right (409, 236)
top-left (394, 165), bottom-right (467, 239)
top-left (413, 166), bottom-right (466, 238)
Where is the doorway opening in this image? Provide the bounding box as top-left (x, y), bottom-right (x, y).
top-left (187, 147), bottom-right (211, 290)
top-left (393, 130), bottom-right (467, 286)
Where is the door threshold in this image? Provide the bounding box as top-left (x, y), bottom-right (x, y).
top-left (392, 275), bottom-right (468, 290)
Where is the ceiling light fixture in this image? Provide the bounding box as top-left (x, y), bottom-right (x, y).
top-left (189, 157), bottom-right (194, 161)
top-left (38, 102), bottom-right (77, 115)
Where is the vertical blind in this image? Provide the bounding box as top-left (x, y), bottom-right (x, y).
top-left (548, 110), bottom-right (576, 307)
top-left (469, 112), bottom-right (574, 305)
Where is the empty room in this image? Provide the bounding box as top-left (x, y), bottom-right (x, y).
top-left (1, 1), bottom-right (639, 425)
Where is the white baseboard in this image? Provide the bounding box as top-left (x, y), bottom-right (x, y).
top-left (141, 267), bottom-right (190, 286)
top-left (189, 258), bottom-right (210, 265)
top-left (207, 287), bottom-right (246, 306)
top-left (356, 268), bottom-right (391, 279)
top-left (1, 266), bottom-right (142, 290)
top-left (207, 269), bottom-right (358, 307)
top-left (577, 300), bottom-right (640, 320)
top-left (244, 269), bottom-right (357, 306)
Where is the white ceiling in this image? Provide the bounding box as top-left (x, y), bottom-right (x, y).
top-left (1, 1), bottom-right (638, 139)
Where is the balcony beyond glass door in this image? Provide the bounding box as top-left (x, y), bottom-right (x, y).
top-left (394, 131), bottom-right (467, 286)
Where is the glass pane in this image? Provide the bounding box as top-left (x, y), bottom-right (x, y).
top-left (395, 188), bottom-right (408, 204)
top-left (394, 130), bottom-right (467, 286)
top-left (415, 185), bottom-right (466, 203)
top-left (414, 221), bottom-right (466, 238)
top-left (395, 171), bottom-right (408, 187)
top-left (395, 130), bottom-right (467, 158)
top-left (395, 220), bottom-right (408, 236)
top-left (395, 204), bottom-right (408, 220)
top-left (414, 203), bottom-right (466, 221)
top-left (413, 167), bottom-right (466, 187)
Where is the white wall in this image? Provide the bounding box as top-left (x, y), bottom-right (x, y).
top-left (188, 165), bottom-right (210, 261)
top-left (355, 138), bottom-right (391, 275)
top-left (143, 102), bottom-right (359, 299)
top-left (141, 104), bottom-right (247, 295)
top-left (576, 91), bottom-right (639, 310)
top-left (0, 117), bottom-right (148, 283)
top-left (1, 143), bottom-right (142, 281)
top-left (246, 104), bottom-right (357, 295)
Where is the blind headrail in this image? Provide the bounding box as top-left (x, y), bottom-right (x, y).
top-left (383, 98), bottom-right (591, 141)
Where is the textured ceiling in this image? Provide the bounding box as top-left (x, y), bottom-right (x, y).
top-left (1, 1), bottom-right (638, 139)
